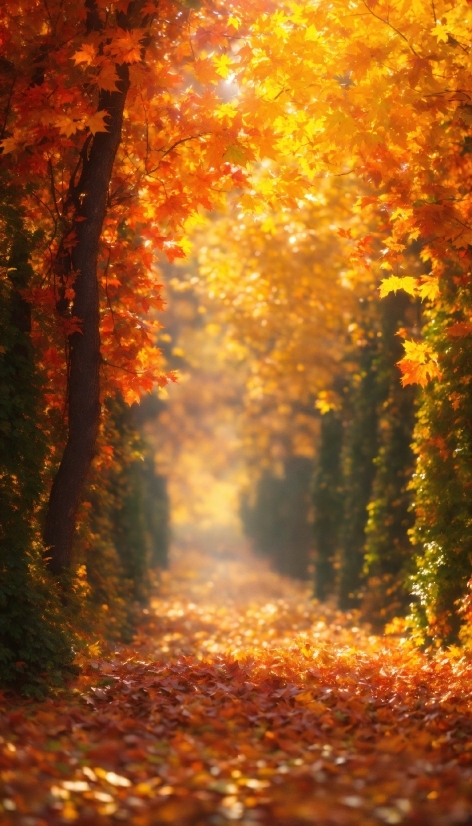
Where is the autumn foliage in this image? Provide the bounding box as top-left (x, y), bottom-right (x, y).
top-left (4, 18), bottom-right (472, 826)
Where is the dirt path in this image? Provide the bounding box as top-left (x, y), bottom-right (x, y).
top-left (1, 545), bottom-right (472, 825)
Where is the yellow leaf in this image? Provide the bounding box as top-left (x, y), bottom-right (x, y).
top-left (54, 114), bottom-right (80, 137)
top-left (402, 339), bottom-right (433, 363)
top-left (418, 276), bottom-right (439, 301)
top-left (379, 276), bottom-right (417, 298)
top-left (87, 110), bottom-right (109, 135)
top-left (214, 54), bottom-right (233, 79)
top-left (432, 25), bottom-right (449, 42)
top-left (305, 24), bottom-right (320, 42)
top-left (397, 340), bottom-right (440, 386)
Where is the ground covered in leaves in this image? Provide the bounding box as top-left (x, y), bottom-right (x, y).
top-left (2, 545), bottom-right (472, 826)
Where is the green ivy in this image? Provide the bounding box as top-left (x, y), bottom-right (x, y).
top-left (338, 335), bottom-right (382, 609)
top-left (312, 409), bottom-right (344, 601)
top-left (241, 457), bottom-right (314, 580)
top-left (83, 395), bottom-right (170, 641)
top-left (410, 276), bottom-right (472, 646)
top-left (313, 294), bottom-right (416, 626)
top-left (362, 294), bottom-right (416, 626)
top-left (0, 181), bottom-right (74, 696)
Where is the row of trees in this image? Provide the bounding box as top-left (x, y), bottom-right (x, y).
top-left (0, 0), bottom-right (270, 693)
top-left (196, 198), bottom-right (418, 628)
top-left (0, 189), bottom-right (170, 687)
top-left (190, 0), bottom-right (472, 648)
top-left (193, 157), bottom-right (470, 646)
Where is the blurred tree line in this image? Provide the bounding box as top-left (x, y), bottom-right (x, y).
top-left (239, 291), bottom-right (416, 630)
top-left (194, 194), bottom-right (454, 640)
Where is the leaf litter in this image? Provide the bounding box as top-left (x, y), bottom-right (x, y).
top-left (1, 544), bottom-right (472, 825)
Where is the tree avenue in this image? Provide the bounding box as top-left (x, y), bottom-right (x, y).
top-left (0, 0), bottom-right (472, 689)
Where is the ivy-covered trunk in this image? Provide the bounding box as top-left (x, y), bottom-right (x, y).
top-left (312, 409), bottom-right (344, 601)
top-left (241, 457), bottom-right (314, 580)
top-left (0, 185), bottom-right (73, 694)
top-left (338, 339), bottom-right (382, 610)
top-left (315, 293), bottom-right (417, 623)
top-left (361, 293), bottom-right (416, 626)
top-left (410, 276), bottom-right (472, 646)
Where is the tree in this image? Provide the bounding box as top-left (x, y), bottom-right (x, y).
top-left (362, 293), bottom-right (417, 627)
top-left (41, 3), bottom-right (134, 575)
top-left (410, 276), bottom-right (472, 646)
top-left (81, 394), bottom-right (169, 641)
top-left (0, 180), bottom-right (74, 694)
top-left (242, 456), bottom-right (314, 580)
top-left (1, 0), bottom-right (274, 574)
top-left (221, 0), bottom-right (472, 641)
top-left (338, 332), bottom-right (383, 610)
top-left (312, 408), bottom-right (344, 602)
top-left (311, 294), bottom-right (416, 619)
top-left (337, 293), bottom-right (416, 612)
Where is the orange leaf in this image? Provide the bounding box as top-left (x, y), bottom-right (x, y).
top-left (87, 110), bottom-right (109, 135)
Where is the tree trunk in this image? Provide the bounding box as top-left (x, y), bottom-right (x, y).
top-left (44, 62), bottom-right (130, 575)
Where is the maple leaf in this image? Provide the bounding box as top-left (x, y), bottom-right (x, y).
top-left (223, 143), bottom-right (253, 166)
top-left (73, 43), bottom-right (97, 66)
top-left (417, 276), bottom-right (439, 301)
top-left (97, 64), bottom-right (120, 92)
top-left (399, 358), bottom-right (440, 386)
top-left (107, 29), bottom-right (143, 64)
top-left (193, 58), bottom-right (220, 86)
top-left (164, 243), bottom-right (186, 263)
top-left (53, 114), bottom-right (81, 137)
top-left (379, 276), bottom-right (418, 298)
top-left (86, 110), bottom-right (109, 135)
top-left (397, 340), bottom-right (440, 386)
top-left (214, 54), bottom-right (233, 79)
top-left (227, 16), bottom-right (241, 30)
top-left (432, 24), bottom-right (449, 42)
top-left (305, 24), bottom-right (321, 42)
top-left (402, 339), bottom-right (435, 363)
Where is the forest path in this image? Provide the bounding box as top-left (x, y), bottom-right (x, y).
top-left (1, 544), bottom-right (472, 826)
